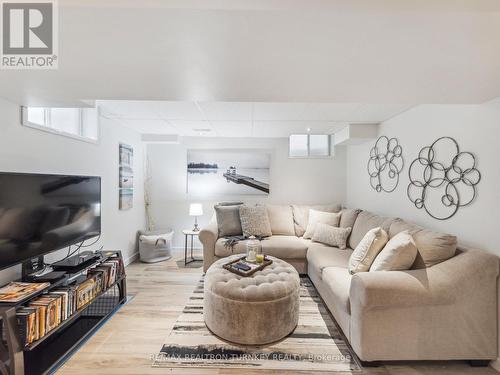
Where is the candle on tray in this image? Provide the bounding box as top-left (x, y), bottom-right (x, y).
top-left (247, 249), bottom-right (256, 262)
top-left (256, 254), bottom-right (264, 264)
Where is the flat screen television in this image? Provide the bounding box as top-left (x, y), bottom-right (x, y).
top-left (0, 172), bottom-right (101, 271)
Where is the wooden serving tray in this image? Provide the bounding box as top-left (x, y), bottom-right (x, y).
top-left (223, 256), bottom-right (273, 277)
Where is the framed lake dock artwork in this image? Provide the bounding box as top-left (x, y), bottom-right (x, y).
top-left (187, 150), bottom-right (270, 196)
top-left (119, 143), bottom-right (134, 210)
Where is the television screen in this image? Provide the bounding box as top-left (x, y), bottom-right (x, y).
top-left (0, 173), bottom-right (101, 271)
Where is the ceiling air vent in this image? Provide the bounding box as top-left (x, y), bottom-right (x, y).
top-left (193, 128), bottom-right (212, 136)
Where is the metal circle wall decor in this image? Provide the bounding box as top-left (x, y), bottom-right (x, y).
top-left (367, 136), bottom-right (404, 193)
top-left (407, 136), bottom-right (481, 220)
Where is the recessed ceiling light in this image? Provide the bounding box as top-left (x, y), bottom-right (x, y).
top-left (306, 127), bottom-right (311, 132)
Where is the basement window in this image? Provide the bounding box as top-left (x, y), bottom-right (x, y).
top-left (21, 106), bottom-right (99, 142)
top-left (289, 134), bottom-right (331, 158)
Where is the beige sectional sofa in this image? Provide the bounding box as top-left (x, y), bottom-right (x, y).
top-left (199, 204), bottom-right (499, 363)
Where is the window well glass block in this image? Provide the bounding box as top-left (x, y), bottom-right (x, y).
top-left (309, 134), bottom-right (330, 156)
top-left (289, 134), bottom-right (308, 157)
top-left (27, 108), bottom-right (45, 126)
top-left (50, 108), bottom-right (81, 135)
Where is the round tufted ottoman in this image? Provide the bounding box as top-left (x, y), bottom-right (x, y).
top-left (204, 255), bottom-right (300, 345)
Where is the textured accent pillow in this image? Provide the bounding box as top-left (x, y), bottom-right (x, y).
top-left (349, 227), bottom-right (389, 274)
top-left (312, 223), bottom-right (352, 250)
top-left (215, 204), bottom-right (243, 237)
top-left (239, 205), bottom-right (272, 238)
top-left (303, 209), bottom-right (341, 239)
top-left (370, 231), bottom-right (418, 271)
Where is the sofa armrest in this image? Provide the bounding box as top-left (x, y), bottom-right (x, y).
top-left (350, 248), bottom-right (499, 310)
top-left (199, 217), bottom-right (219, 272)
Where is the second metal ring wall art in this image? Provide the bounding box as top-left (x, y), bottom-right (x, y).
top-left (407, 136), bottom-right (481, 221)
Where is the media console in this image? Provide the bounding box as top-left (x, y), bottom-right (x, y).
top-left (0, 251), bottom-right (127, 375)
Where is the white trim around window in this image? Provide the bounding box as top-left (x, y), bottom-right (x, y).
top-left (20, 106), bottom-right (100, 144)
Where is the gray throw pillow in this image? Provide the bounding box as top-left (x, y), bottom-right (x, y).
top-left (215, 204), bottom-right (243, 237)
top-left (340, 208), bottom-right (361, 229)
top-left (239, 205), bottom-right (272, 238)
top-left (312, 223), bottom-right (352, 250)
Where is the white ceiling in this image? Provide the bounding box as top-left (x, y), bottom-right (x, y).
top-left (0, 0), bottom-right (500, 107)
top-left (99, 100), bottom-right (411, 137)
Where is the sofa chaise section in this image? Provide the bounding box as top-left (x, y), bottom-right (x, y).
top-left (349, 248), bottom-right (498, 361)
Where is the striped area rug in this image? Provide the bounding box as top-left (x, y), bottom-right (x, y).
top-left (153, 277), bottom-right (363, 372)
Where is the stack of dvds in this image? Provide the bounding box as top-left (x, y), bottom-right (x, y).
top-left (16, 255), bottom-right (125, 347)
top-left (17, 293), bottom-right (65, 346)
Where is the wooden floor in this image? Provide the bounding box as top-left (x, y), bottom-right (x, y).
top-left (58, 252), bottom-right (499, 375)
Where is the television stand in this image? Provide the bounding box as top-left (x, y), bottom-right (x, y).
top-left (0, 251), bottom-right (127, 375)
top-left (25, 271), bottom-right (67, 284)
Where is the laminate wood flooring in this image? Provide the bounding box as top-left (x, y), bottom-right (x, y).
top-left (57, 252), bottom-right (498, 375)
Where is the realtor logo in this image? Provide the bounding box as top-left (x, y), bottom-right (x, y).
top-left (1, 0), bottom-right (58, 69)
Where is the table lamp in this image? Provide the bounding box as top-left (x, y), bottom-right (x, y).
top-left (189, 203), bottom-right (203, 231)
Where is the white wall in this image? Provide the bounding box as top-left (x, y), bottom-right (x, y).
top-left (0, 98), bottom-right (146, 284)
top-left (345, 102), bottom-right (500, 369)
top-left (346, 103), bottom-right (500, 253)
top-left (147, 137), bottom-right (346, 248)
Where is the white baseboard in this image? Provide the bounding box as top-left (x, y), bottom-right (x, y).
top-left (124, 251), bottom-right (139, 266)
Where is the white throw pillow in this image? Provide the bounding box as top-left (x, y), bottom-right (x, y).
top-left (370, 231), bottom-right (418, 271)
top-left (312, 223), bottom-right (351, 250)
top-left (303, 209), bottom-right (341, 239)
top-left (349, 227), bottom-right (388, 274)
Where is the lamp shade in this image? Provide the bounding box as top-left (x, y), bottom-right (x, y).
top-left (189, 203), bottom-right (203, 216)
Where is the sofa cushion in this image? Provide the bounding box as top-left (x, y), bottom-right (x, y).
top-left (292, 203), bottom-right (341, 237)
top-left (266, 205), bottom-right (295, 236)
top-left (303, 210), bottom-right (341, 239)
top-left (349, 227), bottom-right (389, 274)
top-left (306, 243), bottom-right (352, 277)
top-left (370, 230), bottom-right (418, 271)
top-left (340, 208), bottom-right (361, 230)
top-left (215, 238), bottom-right (249, 257)
top-left (312, 223), bottom-right (351, 250)
top-left (349, 210), bottom-right (395, 249)
top-left (322, 267), bottom-right (352, 313)
top-left (215, 204), bottom-right (243, 237)
top-left (261, 236), bottom-right (308, 259)
top-left (239, 205), bottom-right (272, 237)
top-left (389, 219), bottom-right (457, 268)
